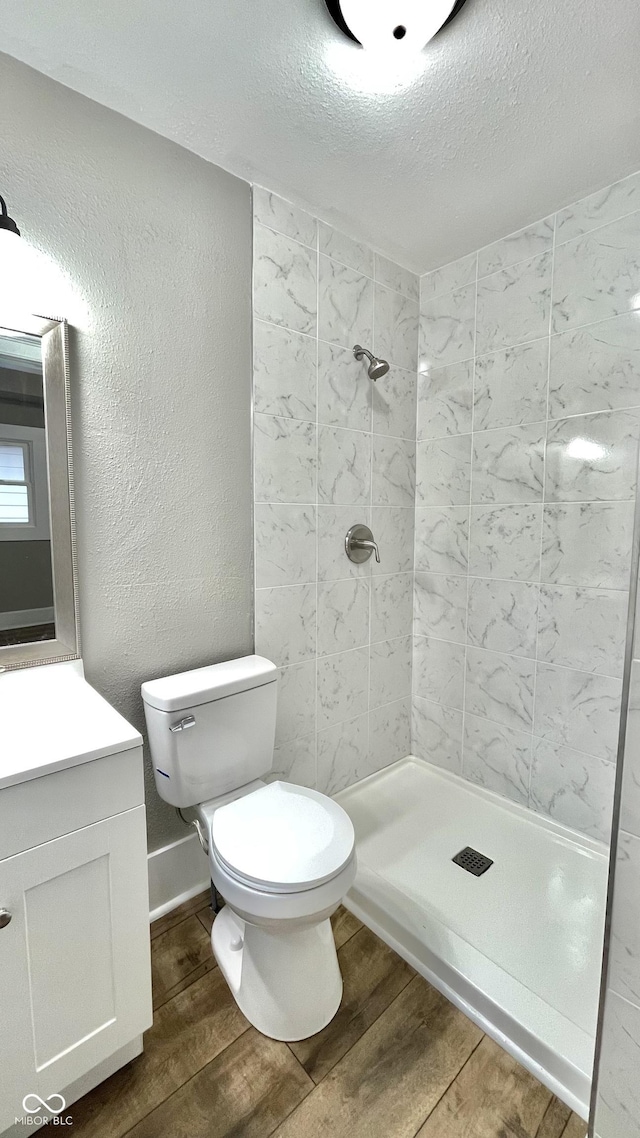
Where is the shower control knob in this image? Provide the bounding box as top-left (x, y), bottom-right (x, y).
top-left (345, 524), bottom-right (381, 564)
top-left (0, 909), bottom-right (12, 928)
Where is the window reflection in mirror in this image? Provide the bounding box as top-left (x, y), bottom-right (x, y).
top-left (0, 331), bottom-right (54, 647)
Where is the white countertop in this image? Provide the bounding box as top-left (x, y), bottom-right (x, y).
top-left (0, 660), bottom-right (142, 790)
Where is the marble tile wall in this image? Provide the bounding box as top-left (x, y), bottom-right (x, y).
top-left (251, 175), bottom-right (640, 1138)
top-left (252, 186), bottom-right (418, 795)
top-left (594, 651), bottom-right (640, 1138)
top-left (414, 170), bottom-right (640, 843)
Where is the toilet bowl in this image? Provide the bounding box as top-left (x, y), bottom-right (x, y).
top-left (200, 781), bottom-right (356, 1040)
top-left (141, 656), bottom-right (357, 1041)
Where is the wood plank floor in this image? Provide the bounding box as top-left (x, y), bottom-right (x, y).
top-left (67, 892), bottom-right (588, 1138)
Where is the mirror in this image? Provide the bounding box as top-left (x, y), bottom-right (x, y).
top-left (0, 317), bottom-right (78, 668)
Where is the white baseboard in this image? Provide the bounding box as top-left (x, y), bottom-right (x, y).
top-left (147, 831), bottom-right (210, 922)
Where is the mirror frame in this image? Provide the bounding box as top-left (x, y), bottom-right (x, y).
top-left (0, 316), bottom-right (79, 670)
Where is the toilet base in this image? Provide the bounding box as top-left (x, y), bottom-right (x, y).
top-left (211, 904), bottom-right (343, 1041)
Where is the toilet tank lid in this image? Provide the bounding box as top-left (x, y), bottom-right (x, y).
top-left (141, 655), bottom-right (277, 712)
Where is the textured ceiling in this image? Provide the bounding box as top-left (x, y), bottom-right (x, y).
top-left (1, 0), bottom-right (639, 271)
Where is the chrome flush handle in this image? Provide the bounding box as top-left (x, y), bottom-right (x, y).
top-left (169, 715), bottom-right (196, 733)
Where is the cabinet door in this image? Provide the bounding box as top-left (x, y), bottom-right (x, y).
top-left (0, 806), bottom-right (152, 1130)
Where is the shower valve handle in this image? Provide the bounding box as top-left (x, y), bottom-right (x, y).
top-left (345, 524), bottom-right (381, 565)
top-left (354, 538), bottom-right (380, 563)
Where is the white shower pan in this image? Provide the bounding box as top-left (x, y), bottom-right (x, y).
top-left (336, 757), bottom-right (608, 1121)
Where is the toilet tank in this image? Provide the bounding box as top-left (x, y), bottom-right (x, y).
top-left (141, 656), bottom-right (278, 808)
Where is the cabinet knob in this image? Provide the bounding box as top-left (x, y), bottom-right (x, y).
top-left (0, 909), bottom-right (12, 928)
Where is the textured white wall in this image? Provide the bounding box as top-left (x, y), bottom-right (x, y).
top-left (0, 55), bottom-right (253, 850)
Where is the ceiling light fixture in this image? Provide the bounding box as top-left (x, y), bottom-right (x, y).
top-left (325, 0), bottom-right (468, 52)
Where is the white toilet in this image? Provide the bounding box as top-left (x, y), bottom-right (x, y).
top-left (141, 655), bottom-right (357, 1041)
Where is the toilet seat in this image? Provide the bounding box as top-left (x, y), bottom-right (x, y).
top-left (210, 780), bottom-right (355, 895)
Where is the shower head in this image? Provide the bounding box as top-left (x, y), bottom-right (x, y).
top-left (353, 344), bottom-right (390, 381)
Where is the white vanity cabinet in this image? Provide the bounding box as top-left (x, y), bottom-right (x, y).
top-left (0, 663), bottom-right (153, 1134)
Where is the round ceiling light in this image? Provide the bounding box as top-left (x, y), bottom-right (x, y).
top-left (325, 0), bottom-right (468, 51)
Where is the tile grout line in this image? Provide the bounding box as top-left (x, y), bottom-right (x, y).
top-left (421, 185), bottom-right (640, 299)
top-left (414, 402), bottom-right (640, 446)
top-left (411, 287), bottom-right (419, 753)
top-left (254, 215), bottom-right (418, 299)
top-left (257, 496), bottom-right (634, 510)
top-left (412, 629), bottom-right (625, 682)
top-left (258, 569), bottom-right (414, 585)
top-left (553, 200), bottom-right (640, 249)
top-left (410, 277), bottom-right (421, 753)
top-left (418, 306), bottom-right (640, 367)
top-left (367, 267), bottom-right (375, 752)
top-left (256, 306), bottom-right (417, 363)
top-left (316, 695), bottom-right (411, 741)
top-left (412, 569), bottom-right (630, 594)
top-left (251, 190), bottom-right (258, 657)
top-left (413, 692), bottom-right (616, 772)
top-left (256, 406), bottom-right (416, 442)
top-left (460, 251), bottom-right (480, 780)
top-left (314, 219), bottom-right (320, 791)
top-left (602, 986), bottom-right (640, 1017)
top-left (529, 208), bottom-right (558, 804)
top-left (427, 214), bottom-right (556, 290)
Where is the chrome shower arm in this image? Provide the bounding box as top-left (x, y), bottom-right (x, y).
top-left (353, 344), bottom-right (389, 381)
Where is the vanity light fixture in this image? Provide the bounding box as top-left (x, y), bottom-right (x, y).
top-left (0, 195), bottom-right (21, 240)
top-left (0, 192), bottom-right (83, 321)
top-left (325, 0), bottom-right (469, 52)
top-left (0, 194), bottom-right (29, 314)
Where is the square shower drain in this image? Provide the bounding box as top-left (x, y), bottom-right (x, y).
top-left (452, 846), bottom-right (493, 876)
